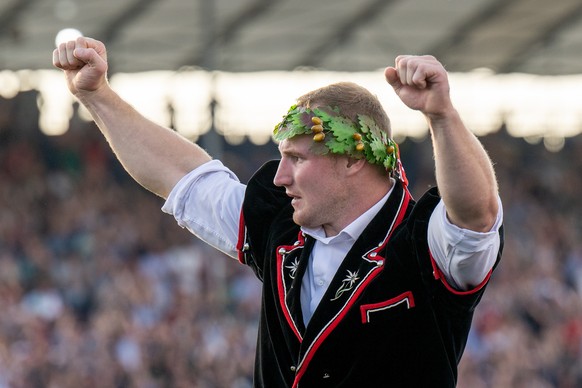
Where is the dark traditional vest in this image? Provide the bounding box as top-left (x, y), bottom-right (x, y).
top-left (237, 160), bottom-right (503, 388)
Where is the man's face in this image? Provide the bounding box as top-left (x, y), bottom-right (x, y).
top-left (273, 135), bottom-right (350, 236)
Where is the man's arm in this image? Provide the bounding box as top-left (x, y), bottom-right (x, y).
top-left (385, 55), bottom-right (499, 232)
top-left (53, 37), bottom-right (211, 199)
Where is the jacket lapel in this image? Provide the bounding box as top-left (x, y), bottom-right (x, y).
top-left (294, 180), bottom-right (412, 378)
top-left (276, 231), bottom-right (314, 340)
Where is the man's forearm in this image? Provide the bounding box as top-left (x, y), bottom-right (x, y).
top-left (78, 85), bottom-right (212, 198)
top-left (429, 109), bottom-right (499, 232)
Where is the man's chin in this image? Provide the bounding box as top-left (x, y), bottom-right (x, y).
top-left (292, 213), bottom-right (301, 226)
top-left (292, 212), bottom-right (306, 227)
top-left (293, 213), bottom-right (317, 229)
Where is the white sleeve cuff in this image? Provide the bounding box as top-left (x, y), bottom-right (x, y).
top-left (428, 196), bottom-right (503, 290)
top-left (162, 160), bottom-right (245, 259)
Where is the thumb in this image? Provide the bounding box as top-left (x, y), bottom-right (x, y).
top-left (72, 47), bottom-right (91, 63)
top-left (384, 67), bottom-right (402, 91)
top-left (72, 47), bottom-right (108, 75)
top-left (72, 37), bottom-right (107, 69)
top-left (73, 47), bottom-right (101, 65)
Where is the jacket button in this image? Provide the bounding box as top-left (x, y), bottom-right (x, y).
top-left (290, 366), bottom-right (296, 372)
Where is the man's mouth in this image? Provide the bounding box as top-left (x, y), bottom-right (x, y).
top-left (289, 194), bottom-right (300, 206)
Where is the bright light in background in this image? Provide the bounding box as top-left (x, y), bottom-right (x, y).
top-left (35, 70), bottom-right (76, 136)
top-left (1, 68), bottom-right (582, 151)
top-left (168, 71), bottom-right (213, 139)
top-left (346, 72), bottom-right (428, 140)
top-left (214, 71), bottom-right (334, 145)
top-left (54, 28), bottom-right (83, 47)
top-left (0, 71), bottom-right (20, 99)
top-left (109, 72), bottom-right (175, 130)
top-left (544, 136), bottom-right (566, 152)
top-left (212, 70), bottom-right (430, 145)
top-left (503, 74), bottom-right (582, 140)
top-left (449, 69), bottom-right (504, 136)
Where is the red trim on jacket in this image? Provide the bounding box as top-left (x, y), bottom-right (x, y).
top-left (236, 210), bottom-right (247, 265)
top-left (360, 291), bottom-right (415, 324)
top-left (292, 188), bottom-right (412, 388)
top-left (277, 231), bottom-right (306, 342)
top-left (292, 263), bottom-right (385, 388)
top-left (429, 250), bottom-right (492, 295)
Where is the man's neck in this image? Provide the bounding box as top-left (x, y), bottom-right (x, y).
top-left (318, 178), bottom-right (395, 238)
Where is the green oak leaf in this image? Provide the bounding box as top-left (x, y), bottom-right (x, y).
top-left (358, 114), bottom-right (376, 134)
top-left (370, 138), bottom-right (387, 161)
top-left (328, 116), bottom-right (356, 145)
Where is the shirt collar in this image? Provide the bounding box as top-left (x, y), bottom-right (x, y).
top-left (302, 179), bottom-right (395, 244)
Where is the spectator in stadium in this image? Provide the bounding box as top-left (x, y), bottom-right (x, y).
top-left (53, 36), bottom-right (503, 387)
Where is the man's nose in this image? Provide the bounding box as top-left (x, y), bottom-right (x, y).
top-left (273, 161), bottom-right (290, 187)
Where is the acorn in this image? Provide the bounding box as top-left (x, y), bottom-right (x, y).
top-left (313, 132), bottom-right (325, 142)
top-left (386, 145), bottom-right (395, 154)
top-left (311, 124), bottom-right (324, 133)
top-left (352, 133), bottom-right (362, 141)
top-left (311, 116), bottom-right (322, 125)
top-left (355, 142), bottom-right (365, 151)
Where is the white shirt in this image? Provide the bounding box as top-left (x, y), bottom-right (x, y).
top-left (162, 160), bottom-right (503, 324)
top-left (299, 186), bottom-right (394, 324)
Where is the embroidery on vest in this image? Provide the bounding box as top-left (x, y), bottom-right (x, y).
top-left (286, 257), bottom-right (300, 279)
top-left (331, 269), bottom-right (360, 301)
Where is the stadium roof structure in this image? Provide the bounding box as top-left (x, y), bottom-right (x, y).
top-left (2, 0), bottom-right (582, 146)
top-left (2, 0), bottom-right (582, 75)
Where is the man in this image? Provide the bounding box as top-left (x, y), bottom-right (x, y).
top-left (54, 37), bottom-right (503, 387)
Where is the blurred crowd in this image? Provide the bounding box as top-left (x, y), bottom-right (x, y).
top-left (457, 132), bottom-right (582, 388)
top-left (0, 95), bottom-right (581, 387)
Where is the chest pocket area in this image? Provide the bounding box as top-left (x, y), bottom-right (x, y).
top-left (359, 291), bottom-right (415, 324)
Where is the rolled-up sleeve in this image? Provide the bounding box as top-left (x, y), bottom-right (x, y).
top-left (162, 160), bottom-right (245, 259)
top-left (427, 196), bottom-right (503, 291)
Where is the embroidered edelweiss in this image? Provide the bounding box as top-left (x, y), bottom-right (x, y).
top-left (285, 258), bottom-right (300, 279)
top-left (331, 269), bottom-right (360, 301)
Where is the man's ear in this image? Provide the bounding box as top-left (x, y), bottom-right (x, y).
top-left (345, 157), bottom-right (367, 176)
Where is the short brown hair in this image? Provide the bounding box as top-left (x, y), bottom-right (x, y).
top-left (296, 82), bottom-right (392, 138)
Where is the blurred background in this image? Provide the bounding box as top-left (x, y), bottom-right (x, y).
top-left (1, 0), bottom-right (582, 387)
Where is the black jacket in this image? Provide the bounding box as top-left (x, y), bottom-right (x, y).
top-left (237, 160), bottom-right (503, 388)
